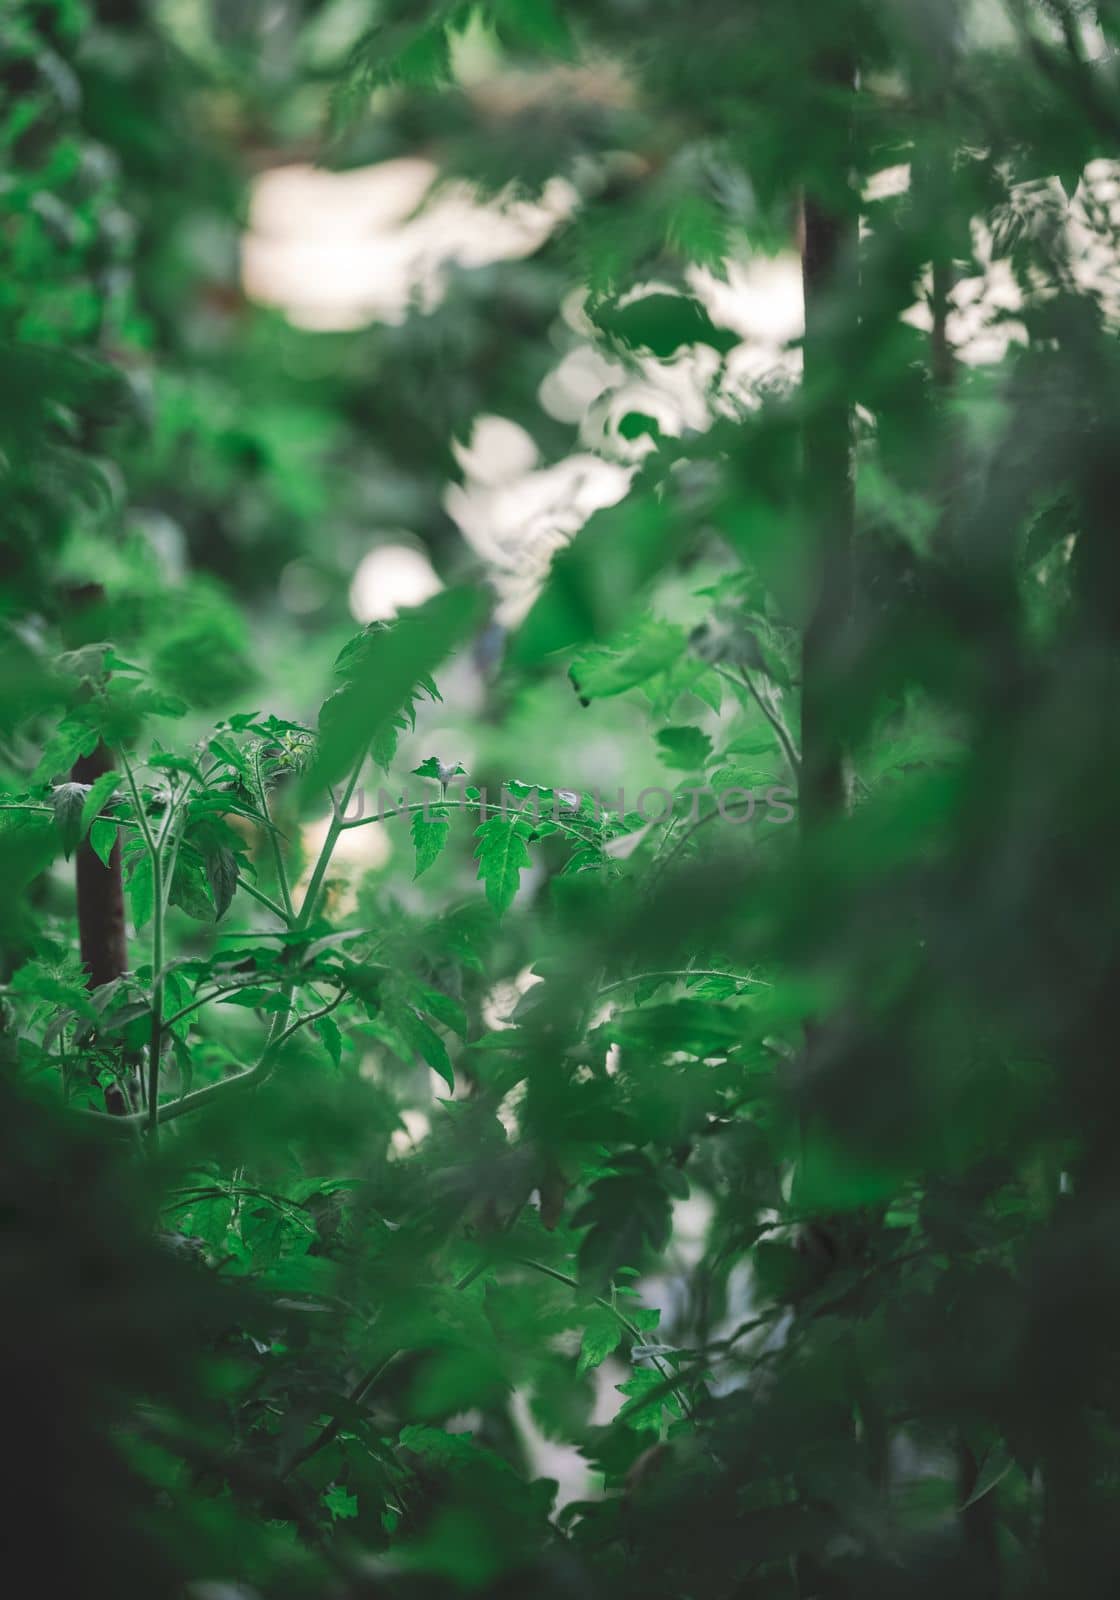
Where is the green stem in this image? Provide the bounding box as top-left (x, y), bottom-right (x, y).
top-left (340, 795), bottom-right (597, 848)
top-left (599, 968), bottom-right (767, 997)
top-left (165, 1184), bottom-right (318, 1234)
top-left (281, 1231), bottom-right (688, 1481)
top-left (148, 851), bottom-right (164, 1140)
top-left (280, 1350), bottom-right (398, 1478)
top-left (87, 755), bottom-right (366, 1138)
top-left (0, 799), bottom-right (139, 830)
top-left (297, 757), bottom-right (366, 928)
top-left (511, 1255), bottom-right (694, 1420)
top-left (119, 752), bottom-right (155, 853)
top-left (118, 751), bottom-right (164, 1141)
top-left (239, 879), bottom-right (293, 924)
top-left (148, 773), bottom-right (194, 1138)
top-left (162, 754), bottom-right (365, 1134)
top-left (714, 664), bottom-right (801, 780)
top-left (648, 794), bottom-right (782, 888)
top-left (255, 746), bottom-right (295, 920)
top-left (86, 989), bottom-right (346, 1132)
top-left (160, 977), bottom-right (282, 1035)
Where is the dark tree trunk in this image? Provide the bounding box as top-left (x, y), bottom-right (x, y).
top-left (799, 133), bottom-right (857, 834)
top-left (795, 63), bottom-right (896, 1590)
top-left (71, 742), bottom-right (128, 991)
top-left (64, 583), bottom-right (131, 1112)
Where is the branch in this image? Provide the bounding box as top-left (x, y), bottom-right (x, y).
top-left (160, 976), bottom-right (286, 1035)
top-left (297, 757), bottom-right (365, 927)
top-left (238, 878), bottom-right (293, 924)
top-left (714, 664), bottom-right (801, 780)
top-left (282, 1243), bottom-right (693, 1480)
top-left (599, 968), bottom-right (768, 997)
top-left (340, 795), bottom-right (598, 849)
top-left (85, 989), bottom-right (346, 1132)
top-left (512, 1256), bottom-right (695, 1420)
top-left (648, 793), bottom-right (776, 886)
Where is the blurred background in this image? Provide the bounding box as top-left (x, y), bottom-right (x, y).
top-left (10, 0), bottom-right (1073, 842)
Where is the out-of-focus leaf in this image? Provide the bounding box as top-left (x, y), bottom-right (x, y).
top-left (311, 589), bottom-right (482, 787)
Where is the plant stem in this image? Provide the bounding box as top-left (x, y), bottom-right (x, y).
top-left (83, 753), bottom-right (367, 1136)
top-left (86, 990), bottom-right (346, 1132)
top-left (340, 796), bottom-right (596, 849)
top-left (119, 751), bottom-right (165, 1140)
top-left (282, 1241), bottom-right (692, 1481)
top-left (512, 1256), bottom-right (694, 1420)
top-left (297, 757), bottom-right (365, 928)
top-left (599, 969), bottom-right (767, 996)
top-left (160, 977), bottom-right (281, 1035)
top-left (255, 746), bottom-right (295, 920)
top-left (713, 664), bottom-right (801, 780)
top-left (238, 879), bottom-right (293, 924)
top-left (119, 750), bottom-right (156, 853)
top-left (647, 793), bottom-right (784, 886)
top-left (280, 1351), bottom-right (398, 1478)
top-left (147, 850), bottom-right (164, 1140)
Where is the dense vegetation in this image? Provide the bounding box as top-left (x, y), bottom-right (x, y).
top-left (6, 1), bottom-right (1120, 1595)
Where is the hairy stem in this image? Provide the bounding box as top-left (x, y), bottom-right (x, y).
top-left (255, 746), bottom-right (295, 920)
top-left (598, 968), bottom-right (766, 996)
top-left (297, 757), bottom-right (366, 928)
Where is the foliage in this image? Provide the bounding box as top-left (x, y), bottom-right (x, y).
top-left (7, 2), bottom-right (1120, 1598)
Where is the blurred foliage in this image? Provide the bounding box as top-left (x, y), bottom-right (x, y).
top-left (7, 0), bottom-right (1120, 1597)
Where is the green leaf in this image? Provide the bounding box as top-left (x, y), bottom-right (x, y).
top-left (168, 850), bottom-right (215, 922)
top-left (323, 1484), bottom-right (358, 1522)
top-left (149, 752), bottom-right (204, 781)
top-left (398, 1425), bottom-right (514, 1477)
top-left (387, 994), bottom-right (454, 1093)
top-left (381, 18), bottom-right (453, 86)
top-left (207, 735), bottom-right (253, 779)
top-left (615, 1365), bottom-right (682, 1432)
top-left (655, 726), bottom-right (712, 771)
top-left (408, 984), bottom-right (468, 1038)
top-left (50, 782), bottom-right (88, 859)
top-left (89, 818), bottom-right (118, 868)
top-left (203, 844), bottom-right (239, 920)
top-left (312, 588), bottom-right (482, 787)
top-left (79, 769), bottom-right (120, 837)
top-left (573, 1153), bottom-right (674, 1288)
top-left (221, 988), bottom-right (289, 1011)
top-left (413, 756), bottom-right (466, 782)
top-left (10, 955), bottom-right (98, 1019)
top-left (578, 1307), bottom-right (622, 1374)
top-left (412, 808), bottom-right (451, 879)
top-left (33, 719), bottom-right (100, 785)
top-left (314, 1012), bottom-right (343, 1069)
top-left (128, 853), bottom-right (154, 930)
top-left (474, 814), bottom-right (533, 916)
top-left (591, 291), bottom-right (739, 359)
top-left (570, 622), bottom-right (687, 701)
top-left (513, 480), bottom-right (677, 663)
